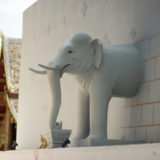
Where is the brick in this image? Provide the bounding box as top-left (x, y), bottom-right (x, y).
top-left (121, 128), bottom-right (135, 141)
top-left (141, 63), bottom-right (145, 82)
top-left (141, 104), bottom-right (153, 125)
top-left (148, 80), bottom-right (160, 102)
top-left (153, 103), bottom-right (160, 124)
top-left (126, 96), bottom-right (137, 106)
top-left (150, 35), bottom-right (160, 57)
top-left (131, 107), bottom-right (142, 126)
top-left (144, 59), bottom-right (154, 81)
top-left (110, 97), bottom-right (128, 107)
top-left (137, 83), bottom-right (148, 104)
top-left (147, 126), bottom-right (158, 142)
top-left (119, 108), bottom-right (131, 127)
top-left (158, 127), bottom-right (160, 142)
top-left (136, 39), bottom-right (150, 60)
top-left (136, 127), bottom-right (146, 141)
top-left (155, 57), bottom-right (160, 79)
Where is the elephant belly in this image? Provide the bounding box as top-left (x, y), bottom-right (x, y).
top-left (112, 66), bottom-right (141, 98)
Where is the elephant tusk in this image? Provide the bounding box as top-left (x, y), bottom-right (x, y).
top-left (38, 64), bottom-right (59, 70)
top-left (60, 64), bottom-right (70, 78)
top-left (29, 68), bottom-right (47, 74)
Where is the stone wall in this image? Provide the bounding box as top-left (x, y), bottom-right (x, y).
top-left (118, 33), bottom-right (160, 142)
top-left (17, 0), bottom-right (160, 149)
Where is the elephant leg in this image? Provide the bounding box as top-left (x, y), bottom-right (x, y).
top-left (74, 89), bottom-right (89, 139)
top-left (88, 83), bottom-right (112, 139)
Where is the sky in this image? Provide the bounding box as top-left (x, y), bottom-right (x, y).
top-left (0, 0), bottom-right (37, 38)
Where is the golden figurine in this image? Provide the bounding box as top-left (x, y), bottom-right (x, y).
top-left (39, 134), bottom-right (48, 149)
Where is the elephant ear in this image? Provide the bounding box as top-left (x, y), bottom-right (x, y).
top-left (90, 39), bottom-right (103, 69)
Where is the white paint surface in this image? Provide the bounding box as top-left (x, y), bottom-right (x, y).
top-left (1, 144), bottom-right (160, 160)
top-left (17, 0), bottom-right (160, 149)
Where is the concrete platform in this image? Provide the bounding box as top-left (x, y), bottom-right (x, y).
top-left (0, 143), bottom-right (160, 160)
top-left (70, 138), bottom-right (144, 147)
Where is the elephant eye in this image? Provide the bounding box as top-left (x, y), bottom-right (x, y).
top-left (68, 50), bottom-right (73, 54)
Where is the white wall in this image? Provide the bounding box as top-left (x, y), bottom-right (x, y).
top-left (2, 144), bottom-right (160, 160)
top-left (17, 0), bottom-right (160, 149)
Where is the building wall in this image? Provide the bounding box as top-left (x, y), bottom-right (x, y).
top-left (17, 0), bottom-right (160, 149)
top-left (117, 34), bottom-right (160, 142)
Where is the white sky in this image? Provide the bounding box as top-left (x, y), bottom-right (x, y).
top-left (0, 0), bottom-right (37, 38)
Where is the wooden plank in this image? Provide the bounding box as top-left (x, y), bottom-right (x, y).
top-left (0, 78), bottom-right (5, 83)
top-left (0, 84), bottom-right (5, 91)
top-left (8, 92), bottom-right (18, 98)
top-left (0, 114), bottom-right (4, 121)
top-left (0, 92), bottom-right (18, 98)
top-left (0, 101), bottom-right (7, 106)
top-left (4, 108), bottom-right (12, 150)
top-left (0, 97), bottom-right (6, 101)
top-left (0, 93), bottom-right (5, 101)
top-left (0, 93), bottom-right (6, 103)
top-left (0, 121), bottom-right (3, 124)
top-left (0, 106), bottom-right (6, 113)
top-left (0, 92), bottom-right (5, 98)
top-left (0, 69), bottom-right (4, 78)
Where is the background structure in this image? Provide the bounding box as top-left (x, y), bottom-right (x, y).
top-left (0, 35), bottom-right (21, 150)
top-left (17, 0), bottom-right (160, 149)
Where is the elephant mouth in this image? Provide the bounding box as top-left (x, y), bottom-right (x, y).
top-left (33, 63), bottom-right (71, 78)
top-left (60, 64), bottom-right (70, 77)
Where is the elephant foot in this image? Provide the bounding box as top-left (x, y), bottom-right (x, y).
top-left (70, 134), bottom-right (107, 147)
top-left (86, 134), bottom-right (106, 140)
top-left (72, 134), bottom-right (88, 141)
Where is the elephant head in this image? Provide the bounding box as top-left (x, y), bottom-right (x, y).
top-left (29, 32), bottom-right (103, 129)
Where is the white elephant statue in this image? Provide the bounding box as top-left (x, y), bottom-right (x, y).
top-left (30, 32), bottom-right (141, 140)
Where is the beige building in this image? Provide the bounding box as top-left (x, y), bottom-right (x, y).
top-left (17, 0), bottom-right (160, 150)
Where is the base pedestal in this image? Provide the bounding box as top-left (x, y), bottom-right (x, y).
top-left (44, 129), bottom-right (72, 148)
top-left (70, 138), bottom-right (144, 147)
top-left (51, 129), bottom-right (71, 147)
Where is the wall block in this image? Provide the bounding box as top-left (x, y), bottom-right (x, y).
top-left (121, 33), bottom-right (160, 143)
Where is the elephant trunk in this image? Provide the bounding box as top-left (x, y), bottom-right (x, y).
top-left (47, 69), bottom-right (61, 129)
